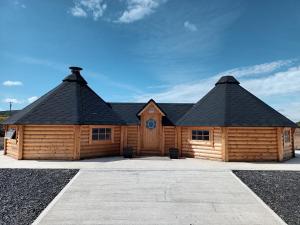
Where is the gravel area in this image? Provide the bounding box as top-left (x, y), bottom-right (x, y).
top-left (0, 169), bottom-right (78, 225)
top-left (233, 170), bottom-right (300, 225)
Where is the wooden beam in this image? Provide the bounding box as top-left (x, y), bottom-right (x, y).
top-left (73, 125), bottom-right (81, 160)
top-left (221, 127), bottom-right (228, 162)
top-left (17, 125), bottom-right (23, 160)
top-left (277, 127), bottom-right (284, 161)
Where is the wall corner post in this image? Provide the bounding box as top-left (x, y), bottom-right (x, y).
top-left (277, 127), bottom-right (284, 161)
top-left (73, 125), bottom-right (81, 160)
top-left (221, 127), bottom-right (228, 162)
top-left (17, 125), bottom-right (24, 160)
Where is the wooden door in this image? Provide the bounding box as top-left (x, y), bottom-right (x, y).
top-left (140, 103), bottom-right (163, 156)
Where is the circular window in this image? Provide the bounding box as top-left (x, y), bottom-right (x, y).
top-left (146, 119), bottom-right (156, 129)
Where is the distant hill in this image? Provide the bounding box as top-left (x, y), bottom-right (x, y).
top-left (297, 121), bottom-right (300, 126)
top-left (0, 110), bottom-right (19, 117)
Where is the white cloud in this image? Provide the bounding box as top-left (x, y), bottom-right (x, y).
top-left (28, 96), bottom-right (38, 103)
top-left (184, 21), bottom-right (197, 32)
top-left (244, 66), bottom-right (300, 96)
top-left (218, 59), bottom-right (295, 78)
top-left (3, 98), bottom-right (22, 104)
top-left (71, 6), bottom-right (87, 18)
top-left (118, 0), bottom-right (165, 23)
top-left (70, 0), bottom-right (107, 20)
top-left (133, 59), bottom-right (300, 121)
top-left (3, 80), bottom-right (23, 86)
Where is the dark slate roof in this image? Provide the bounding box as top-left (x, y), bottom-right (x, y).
top-left (108, 102), bottom-right (193, 126)
top-left (3, 68), bottom-right (124, 125)
top-left (177, 76), bottom-right (298, 127)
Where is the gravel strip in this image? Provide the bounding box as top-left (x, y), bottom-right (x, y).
top-left (233, 170), bottom-right (300, 225)
top-left (0, 169), bottom-right (78, 225)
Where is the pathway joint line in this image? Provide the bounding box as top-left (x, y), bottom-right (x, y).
top-left (32, 170), bottom-right (81, 225)
top-left (230, 171), bottom-right (287, 225)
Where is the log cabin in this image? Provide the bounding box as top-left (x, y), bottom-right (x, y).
top-left (2, 67), bottom-right (298, 161)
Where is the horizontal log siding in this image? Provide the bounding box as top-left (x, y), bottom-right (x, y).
top-left (80, 126), bottom-right (121, 159)
top-left (227, 127), bottom-right (278, 161)
top-left (164, 126), bottom-right (175, 155)
top-left (294, 128), bottom-right (300, 150)
top-left (181, 127), bottom-right (222, 161)
top-left (6, 139), bottom-right (18, 159)
top-left (23, 125), bottom-right (75, 160)
top-left (127, 126), bottom-right (138, 155)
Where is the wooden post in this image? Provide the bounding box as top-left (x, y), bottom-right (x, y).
top-left (221, 127), bottom-right (228, 162)
top-left (73, 125), bottom-right (81, 160)
top-left (176, 127), bottom-right (182, 157)
top-left (17, 125), bottom-right (23, 160)
top-left (120, 126), bottom-right (124, 155)
top-left (3, 125), bottom-right (7, 155)
top-left (160, 126), bottom-right (164, 156)
top-left (292, 128), bottom-right (296, 158)
top-left (277, 127), bottom-right (284, 161)
top-left (137, 126), bottom-right (141, 156)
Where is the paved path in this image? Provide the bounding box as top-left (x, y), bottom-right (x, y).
top-left (0, 150), bottom-right (300, 171)
top-left (35, 169), bottom-right (285, 225)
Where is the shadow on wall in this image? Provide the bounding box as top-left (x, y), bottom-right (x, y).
top-left (0, 137), bottom-right (3, 150)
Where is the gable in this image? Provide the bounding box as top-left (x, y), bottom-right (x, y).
top-left (137, 99), bottom-right (166, 116)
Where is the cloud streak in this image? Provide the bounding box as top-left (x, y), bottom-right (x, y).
top-left (3, 98), bottom-right (23, 104)
top-left (3, 81), bottom-right (23, 86)
top-left (118, 0), bottom-right (165, 23)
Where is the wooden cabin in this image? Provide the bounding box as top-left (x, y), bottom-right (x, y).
top-left (2, 67), bottom-right (298, 161)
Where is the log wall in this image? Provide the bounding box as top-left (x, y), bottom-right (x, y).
top-left (22, 125), bottom-right (75, 160)
top-left (227, 127), bottom-right (278, 161)
top-left (164, 126), bottom-right (176, 155)
top-left (126, 126), bottom-right (139, 155)
top-left (80, 125), bottom-right (121, 159)
top-left (5, 125), bottom-right (19, 159)
top-left (181, 127), bottom-right (222, 160)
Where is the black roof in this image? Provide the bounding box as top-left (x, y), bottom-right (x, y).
top-left (3, 68), bottom-right (124, 125)
top-left (109, 102), bottom-right (193, 126)
top-left (2, 68), bottom-right (297, 128)
top-left (177, 76), bottom-right (298, 127)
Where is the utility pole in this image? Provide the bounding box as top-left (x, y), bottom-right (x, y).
top-left (9, 101), bottom-right (12, 115)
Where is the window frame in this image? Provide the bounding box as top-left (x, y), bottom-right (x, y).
top-left (4, 128), bottom-right (16, 140)
top-left (189, 127), bottom-right (213, 145)
top-left (284, 129), bottom-right (291, 144)
top-left (89, 126), bottom-right (114, 144)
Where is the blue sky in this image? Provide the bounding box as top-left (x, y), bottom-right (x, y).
top-left (0, 0), bottom-right (300, 121)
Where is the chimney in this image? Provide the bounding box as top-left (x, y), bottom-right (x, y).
top-left (69, 66), bottom-right (83, 74)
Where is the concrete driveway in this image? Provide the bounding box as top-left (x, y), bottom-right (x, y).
top-left (34, 169), bottom-right (285, 225)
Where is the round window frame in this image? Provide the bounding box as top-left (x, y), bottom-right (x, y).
top-left (146, 119), bottom-right (156, 129)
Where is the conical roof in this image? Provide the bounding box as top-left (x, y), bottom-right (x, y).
top-left (3, 67), bottom-right (125, 125)
top-left (177, 75), bottom-right (298, 127)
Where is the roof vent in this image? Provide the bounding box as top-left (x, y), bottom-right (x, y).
top-left (63, 66), bottom-right (87, 85)
top-left (215, 75), bottom-right (240, 86)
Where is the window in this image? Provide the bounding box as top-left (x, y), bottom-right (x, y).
top-left (5, 128), bottom-right (16, 139)
top-left (192, 130), bottom-right (210, 141)
top-left (284, 130), bottom-right (291, 143)
top-left (92, 128), bottom-right (111, 141)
